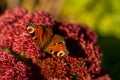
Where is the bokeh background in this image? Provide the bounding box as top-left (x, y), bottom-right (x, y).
top-left (0, 0), bottom-right (120, 80)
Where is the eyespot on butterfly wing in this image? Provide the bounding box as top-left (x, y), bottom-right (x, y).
top-left (26, 23), bottom-right (69, 57)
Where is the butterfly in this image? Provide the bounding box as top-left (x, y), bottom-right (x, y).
top-left (26, 23), bottom-right (69, 57)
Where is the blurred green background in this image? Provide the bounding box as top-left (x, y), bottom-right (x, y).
top-left (0, 0), bottom-right (120, 80)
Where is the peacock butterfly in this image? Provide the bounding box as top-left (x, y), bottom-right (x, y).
top-left (26, 23), bottom-right (69, 57)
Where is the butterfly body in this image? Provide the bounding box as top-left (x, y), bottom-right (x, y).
top-left (26, 23), bottom-right (68, 57)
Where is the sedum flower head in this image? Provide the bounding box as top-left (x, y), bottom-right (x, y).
top-left (0, 8), bottom-right (111, 80)
top-left (0, 50), bottom-right (32, 80)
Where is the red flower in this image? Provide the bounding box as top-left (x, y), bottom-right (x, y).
top-left (0, 50), bottom-right (32, 80)
top-left (0, 8), bottom-right (111, 80)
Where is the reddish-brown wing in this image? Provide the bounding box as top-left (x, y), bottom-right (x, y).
top-left (45, 35), bottom-right (69, 57)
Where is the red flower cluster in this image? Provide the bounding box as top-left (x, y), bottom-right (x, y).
top-left (0, 8), bottom-right (111, 80)
top-left (0, 49), bottom-right (32, 80)
top-left (37, 56), bottom-right (91, 79)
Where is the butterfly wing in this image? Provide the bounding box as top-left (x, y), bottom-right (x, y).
top-left (40, 26), bottom-right (53, 50)
top-left (44, 35), bottom-right (69, 57)
top-left (42, 26), bottom-right (53, 41)
top-left (26, 23), bottom-right (53, 50)
top-left (26, 23), bottom-right (43, 46)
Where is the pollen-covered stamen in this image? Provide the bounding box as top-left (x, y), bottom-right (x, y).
top-left (27, 26), bottom-right (35, 34)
